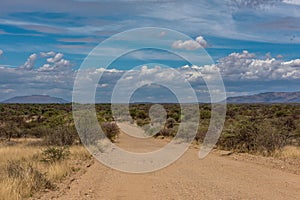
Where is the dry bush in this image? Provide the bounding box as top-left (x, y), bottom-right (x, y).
top-left (0, 140), bottom-right (91, 200)
top-left (278, 146), bottom-right (300, 159)
top-left (43, 126), bottom-right (78, 146)
top-left (47, 162), bottom-right (72, 182)
top-left (166, 118), bottom-right (176, 129)
top-left (158, 128), bottom-right (171, 137)
top-left (218, 119), bottom-right (296, 155)
top-left (69, 145), bottom-right (91, 161)
top-left (0, 158), bottom-right (54, 200)
top-left (101, 122), bottom-right (120, 142)
top-left (195, 126), bottom-right (208, 143)
top-left (5, 160), bottom-right (54, 193)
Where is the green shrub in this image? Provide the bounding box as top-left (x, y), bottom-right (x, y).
top-left (218, 118), bottom-right (297, 155)
top-left (136, 118), bottom-right (149, 127)
top-left (136, 110), bottom-right (148, 119)
top-left (41, 146), bottom-right (70, 163)
top-left (200, 110), bottom-right (211, 119)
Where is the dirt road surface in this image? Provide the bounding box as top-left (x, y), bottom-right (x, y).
top-left (40, 125), bottom-right (300, 200)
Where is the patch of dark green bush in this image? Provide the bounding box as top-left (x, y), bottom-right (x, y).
top-left (43, 126), bottom-right (78, 146)
top-left (41, 146), bottom-right (70, 163)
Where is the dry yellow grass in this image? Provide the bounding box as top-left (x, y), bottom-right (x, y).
top-left (47, 146), bottom-right (91, 182)
top-left (69, 145), bottom-right (92, 161)
top-left (0, 139), bottom-right (91, 200)
top-left (47, 162), bottom-right (72, 182)
top-left (280, 145), bottom-right (300, 158)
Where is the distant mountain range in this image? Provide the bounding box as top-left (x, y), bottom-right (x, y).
top-left (1, 92), bottom-right (300, 104)
top-left (1, 95), bottom-right (69, 104)
top-left (227, 91), bottom-right (300, 103)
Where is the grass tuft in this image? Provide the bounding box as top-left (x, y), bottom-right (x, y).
top-left (0, 139), bottom-right (91, 200)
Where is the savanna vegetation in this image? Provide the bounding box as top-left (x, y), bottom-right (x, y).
top-left (1, 103), bottom-right (299, 155)
top-left (127, 103), bottom-right (300, 156)
top-left (0, 103), bottom-right (300, 199)
top-left (0, 104), bottom-right (118, 199)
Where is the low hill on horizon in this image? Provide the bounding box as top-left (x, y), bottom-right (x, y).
top-left (2, 92), bottom-right (300, 104)
top-left (1, 95), bottom-right (69, 104)
top-left (227, 91), bottom-right (300, 103)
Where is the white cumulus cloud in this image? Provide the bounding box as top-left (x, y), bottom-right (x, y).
top-left (195, 36), bottom-right (207, 48)
top-left (19, 53), bottom-right (38, 70)
top-left (172, 36), bottom-right (207, 50)
top-left (37, 52), bottom-right (72, 72)
top-left (40, 51), bottom-right (56, 57)
top-left (1, 49), bottom-right (300, 102)
top-left (282, 59), bottom-right (300, 67)
top-left (181, 50), bottom-right (300, 81)
top-left (39, 59), bottom-right (71, 72)
top-left (282, 0), bottom-right (300, 5)
top-left (47, 53), bottom-right (64, 63)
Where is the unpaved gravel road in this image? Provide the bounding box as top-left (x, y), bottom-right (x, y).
top-left (41, 124), bottom-right (300, 200)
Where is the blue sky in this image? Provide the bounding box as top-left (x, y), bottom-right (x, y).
top-left (0, 0), bottom-right (300, 102)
